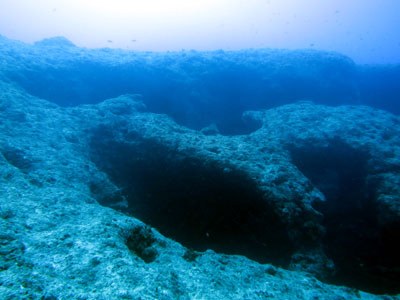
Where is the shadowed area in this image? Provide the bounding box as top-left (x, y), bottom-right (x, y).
top-left (289, 139), bottom-right (400, 295)
top-left (89, 128), bottom-right (294, 266)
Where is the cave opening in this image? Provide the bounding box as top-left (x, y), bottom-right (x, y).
top-left (89, 128), bottom-right (293, 266)
top-left (289, 139), bottom-right (400, 295)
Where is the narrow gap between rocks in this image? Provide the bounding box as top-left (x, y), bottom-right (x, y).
top-left (289, 138), bottom-right (400, 295)
top-left (89, 127), bottom-right (294, 267)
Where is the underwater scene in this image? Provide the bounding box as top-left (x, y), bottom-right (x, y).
top-left (0, 1), bottom-right (400, 299)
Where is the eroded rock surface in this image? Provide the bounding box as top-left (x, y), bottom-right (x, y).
top-left (1, 78), bottom-right (400, 298)
top-left (84, 96), bottom-right (400, 293)
top-left (1, 36), bottom-right (400, 299)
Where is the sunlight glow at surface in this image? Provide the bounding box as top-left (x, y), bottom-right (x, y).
top-left (0, 0), bottom-right (399, 63)
top-left (90, 0), bottom-right (218, 15)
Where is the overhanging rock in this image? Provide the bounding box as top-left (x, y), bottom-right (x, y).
top-left (77, 95), bottom-right (400, 294)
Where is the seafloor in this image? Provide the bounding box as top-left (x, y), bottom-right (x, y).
top-left (0, 36), bottom-right (399, 299)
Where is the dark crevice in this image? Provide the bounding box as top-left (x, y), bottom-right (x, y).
top-left (125, 226), bottom-right (159, 263)
top-left (1, 145), bottom-right (34, 173)
top-left (90, 127), bottom-right (293, 266)
top-left (289, 139), bottom-right (400, 295)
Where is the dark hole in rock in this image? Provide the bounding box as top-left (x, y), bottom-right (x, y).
top-left (125, 226), bottom-right (159, 263)
top-left (90, 128), bottom-right (293, 266)
top-left (289, 139), bottom-right (400, 295)
top-left (1, 145), bottom-right (33, 173)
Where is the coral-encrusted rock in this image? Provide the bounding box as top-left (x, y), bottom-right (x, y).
top-left (76, 95), bottom-right (400, 291)
top-left (1, 34), bottom-right (400, 297)
top-left (0, 82), bottom-right (398, 299)
top-left (1, 80), bottom-right (400, 297)
top-left (245, 102), bottom-right (400, 226)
